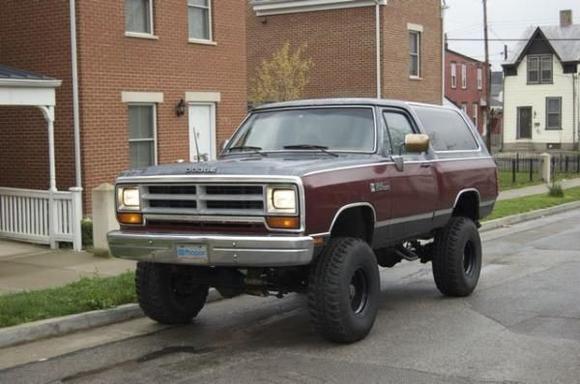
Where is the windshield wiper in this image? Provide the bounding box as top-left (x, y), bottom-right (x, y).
top-left (283, 144), bottom-right (339, 157)
top-left (227, 145), bottom-right (267, 157)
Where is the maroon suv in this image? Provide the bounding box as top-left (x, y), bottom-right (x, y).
top-left (108, 98), bottom-right (498, 343)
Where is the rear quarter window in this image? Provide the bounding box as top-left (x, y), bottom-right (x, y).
top-left (413, 107), bottom-right (479, 152)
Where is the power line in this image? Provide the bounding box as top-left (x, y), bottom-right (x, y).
top-left (448, 38), bottom-right (580, 41)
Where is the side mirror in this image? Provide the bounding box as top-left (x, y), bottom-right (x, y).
top-left (404, 134), bottom-right (430, 154)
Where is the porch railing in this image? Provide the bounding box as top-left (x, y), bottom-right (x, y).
top-left (0, 187), bottom-right (82, 251)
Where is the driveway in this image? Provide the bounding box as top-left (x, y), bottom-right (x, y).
top-left (1, 209), bottom-right (580, 383)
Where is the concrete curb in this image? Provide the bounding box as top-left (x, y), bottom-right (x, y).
top-left (0, 288), bottom-right (222, 349)
top-left (481, 201), bottom-right (580, 232)
top-left (3, 202), bottom-right (580, 350)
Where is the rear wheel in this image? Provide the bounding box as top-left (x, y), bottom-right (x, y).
top-left (432, 217), bottom-right (482, 297)
top-left (136, 262), bottom-right (209, 324)
top-left (308, 238), bottom-right (380, 343)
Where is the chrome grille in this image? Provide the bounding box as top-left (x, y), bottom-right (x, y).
top-left (142, 184), bottom-right (265, 216)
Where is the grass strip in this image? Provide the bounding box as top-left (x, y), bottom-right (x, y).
top-left (0, 272), bottom-right (135, 328)
top-left (486, 186), bottom-right (580, 221)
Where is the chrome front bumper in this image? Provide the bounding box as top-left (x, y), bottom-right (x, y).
top-left (107, 231), bottom-right (314, 267)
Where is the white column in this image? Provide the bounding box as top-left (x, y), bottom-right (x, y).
top-left (39, 106), bottom-right (58, 249)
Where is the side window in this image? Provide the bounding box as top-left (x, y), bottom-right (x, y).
top-left (413, 107), bottom-right (479, 152)
top-left (383, 112), bottom-right (415, 155)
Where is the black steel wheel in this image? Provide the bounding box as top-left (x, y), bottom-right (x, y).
top-left (308, 237), bottom-right (380, 343)
top-left (136, 262), bottom-right (209, 324)
top-left (432, 216), bottom-right (482, 297)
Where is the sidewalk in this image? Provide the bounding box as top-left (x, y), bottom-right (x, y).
top-left (0, 240), bottom-right (134, 295)
top-left (498, 177), bottom-right (580, 201)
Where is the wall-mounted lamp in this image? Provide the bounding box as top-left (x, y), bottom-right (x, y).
top-left (175, 99), bottom-right (186, 117)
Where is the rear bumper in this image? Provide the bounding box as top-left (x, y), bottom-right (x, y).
top-left (107, 231), bottom-right (314, 267)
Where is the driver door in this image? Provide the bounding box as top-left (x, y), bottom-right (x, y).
top-left (382, 109), bottom-right (438, 241)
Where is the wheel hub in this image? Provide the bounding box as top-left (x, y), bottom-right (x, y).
top-left (349, 268), bottom-right (369, 314)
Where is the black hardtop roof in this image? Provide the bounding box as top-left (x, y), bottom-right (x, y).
top-left (252, 98), bottom-right (451, 112)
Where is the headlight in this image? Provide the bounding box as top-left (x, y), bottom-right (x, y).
top-left (117, 186), bottom-right (140, 211)
top-left (267, 186), bottom-right (298, 215)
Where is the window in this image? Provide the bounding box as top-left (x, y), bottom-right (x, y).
top-left (128, 104), bottom-right (157, 168)
top-left (477, 68), bottom-right (483, 90)
top-left (472, 103), bottom-right (479, 128)
top-left (229, 108), bottom-right (376, 153)
top-left (188, 0), bottom-right (212, 42)
top-left (546, 97), bottom-right (562, 130)
top-left (409, 31), bottom-right (421, 77)
top-left (125, 0), bottom-right (153, 35)
top-left (462, 103), bottom-right (468, 115)
top-left (461, 64), bottom-right (467, 89)
top-left (383, 112), bottom-right (415, 155)
top-left (451, 63), bottom-right (457, 89)
top-left (528, 55), bottom-right (553, 84)
top-left (414, 107), bottom-right (479, 151)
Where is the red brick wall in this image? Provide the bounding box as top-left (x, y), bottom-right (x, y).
top-left (247, 1), bottom-right (443, 104)
top-left (0, 0), bottom-right (75, 191)
top-left (75, 0), bottom-right (248, 211)
top-left (445, 49), bottom-right (489, 133)
top-left (247, 6), bottom-right (378, 100)
top-left (382, 0), bottom-right (443, 104)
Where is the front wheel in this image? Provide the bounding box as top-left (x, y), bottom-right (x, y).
top-left (136, 262), bottom-right (209, 324)
top-left (308, 238), bottom-right (380, 343)
top-left (432, 216), bottom-right (482, 297)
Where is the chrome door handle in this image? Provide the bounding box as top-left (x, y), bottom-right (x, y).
top-left (420, 163), bottom-right (432, 168)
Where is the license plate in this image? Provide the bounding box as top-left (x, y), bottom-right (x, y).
top-left (176, 244), bottom-right (208, 263)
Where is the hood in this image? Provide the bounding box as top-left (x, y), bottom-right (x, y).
top-left (119, 154), bottom-right (379, 179)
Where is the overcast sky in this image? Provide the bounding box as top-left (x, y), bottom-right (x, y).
top-left (444, 0), bottom-right (580, 70)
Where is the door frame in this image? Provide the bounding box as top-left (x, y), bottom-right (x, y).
top-left (516, 106), bottom-right (533, 140)
top-left (188, 102), bottom-right (217, 161)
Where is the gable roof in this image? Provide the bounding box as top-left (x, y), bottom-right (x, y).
top-left (505, 24), bottom-right (580, 66)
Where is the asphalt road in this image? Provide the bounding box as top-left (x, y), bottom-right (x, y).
top-left (2, 210), bottom-right (580, 384)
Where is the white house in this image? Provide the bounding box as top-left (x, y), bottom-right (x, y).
top-left (502, 10), bottom-right (580, 152)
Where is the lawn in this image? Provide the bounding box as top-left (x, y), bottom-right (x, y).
top-left (485, 186), bottom-right (580, 221)
top-left (499, 170), bottom-right (580, 191)
top-left (0, 272), bottom-right (136, 328)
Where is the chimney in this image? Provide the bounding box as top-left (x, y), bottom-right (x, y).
top-left (560, 10), bottom-right (573, 27)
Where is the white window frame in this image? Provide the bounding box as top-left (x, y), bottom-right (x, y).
top-left (462, 103), bottom-right (468, 115)
top-left (472, 103), bottom-right (478, 128)
top-left (188, 0), bottom-right (215, 45)
top-left (451, 63), bottom-right (457, 89)
top-left (128, 103), bottom-right (158, 168)
top-left (461, 64), bottom-right (467, 89)
top-left (477, 67), bottom-right (483, 90)
top-left (125, 0), bottom-right (157, 39)
top-left (409, 30), bottom-right (421, 79)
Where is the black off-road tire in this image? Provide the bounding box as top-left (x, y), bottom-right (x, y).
top-left (308, 237), bottom-right (380, 343)
top-left (136, 262), bottom-right (209, 324)
top-left (432, 216), bottom-right (482, 297)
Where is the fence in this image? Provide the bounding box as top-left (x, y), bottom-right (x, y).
top-left (494, 152), bottom-right (580, 185)
top-left (0, 187), bottom-right (82, 251)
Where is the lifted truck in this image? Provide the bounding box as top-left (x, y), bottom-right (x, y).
top-left (108, 99), bottom-right (498, 343)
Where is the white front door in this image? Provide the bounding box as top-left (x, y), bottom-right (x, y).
top-left (188, 104), bottom-right (216, 162)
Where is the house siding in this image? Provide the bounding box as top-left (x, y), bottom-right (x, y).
top-left (0, 0), bottom-right (75, 191)
top-left (1, 0), bottom-right (248, 212)
top-left (503, 54), bottom-right (576, 151)
top-left (246, 0), bottom-right (443, 104)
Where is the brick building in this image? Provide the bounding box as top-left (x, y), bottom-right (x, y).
top-left (0, 0), bottom-right (248, 212)
top-left (444, 48), bottom-right (489, 134)
top-left (247, 0), bottom-right (444, 105)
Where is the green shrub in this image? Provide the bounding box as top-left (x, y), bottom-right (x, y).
top-left (81, 218), bottom-right (93, 248)
top-left (548, 182), bottom-right (564, 198)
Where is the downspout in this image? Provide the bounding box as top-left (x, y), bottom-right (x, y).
top-left (573, 74), bottom-right (577, 149)
top-left (69, 0), bottom-right (82, 191)
top-left (441, 0), bottom-right (447, 104)
top-left (375, 0), bottom-right (382, 99)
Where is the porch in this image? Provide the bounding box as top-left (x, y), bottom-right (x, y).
top-left (0, 65), bottom-right (82, 251)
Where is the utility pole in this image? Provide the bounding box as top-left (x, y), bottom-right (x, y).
top-left (483, 0), bottom-right (492, 153)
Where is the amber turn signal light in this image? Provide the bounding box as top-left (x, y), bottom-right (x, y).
top-left (117, 212), bottom-right (143, 225)
top-left (266, 216), bottom-right (300, 230)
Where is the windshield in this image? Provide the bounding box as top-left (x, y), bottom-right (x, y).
top-left (228, 108), bottom-right (376, 153)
